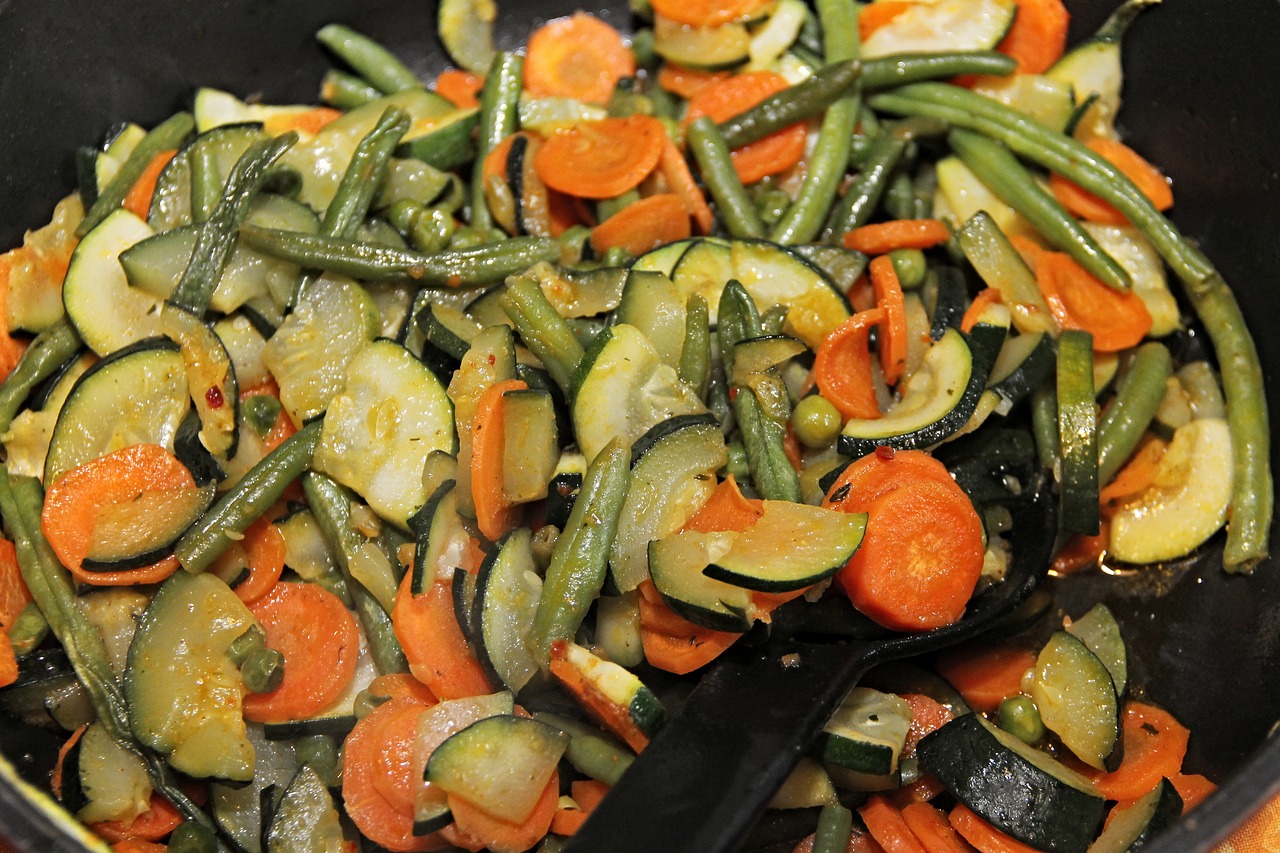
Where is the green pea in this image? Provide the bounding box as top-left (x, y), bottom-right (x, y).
top-left (386, 198), bottom-right (423, 234)
top-left (792, 395), bottom-right (842, 449)
top-left (888, 248), bottom-right (928, 290)
top-left (167, 821), bottom-right (217, 853)
top-left (998, 694), bottom-right (1046, 745)
top-left (241, 647), bottom-right (285, 694)
top-left (410, 207), bottom-right (455, 254)
top-left (296, 734), bottom-right (340, 786)
top-left (242, 395), bottom-right (283, 438)
top-left (449, 225), bottom-right (487, 250)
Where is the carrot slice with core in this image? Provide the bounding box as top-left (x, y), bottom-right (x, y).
top-left (41, 444), bottom-right (196, 586)
top-left (242, 581), bottom-right (361, 724)
top-left (534, 115), bottom-right (666, 199)
top-left (590, 193), bottom-right (692, 257)
top-left (392, 569), bottom-right (494, 701)
top-left (525, 12), bottom-right (635, 104)
top-left (683, 71), bottom-right (807, 184)
top-left (1035, 250), bottom-right (1152, 352)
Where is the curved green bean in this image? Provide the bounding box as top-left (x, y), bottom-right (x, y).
top-left (0, 317), bottom-right (81, 434)
top-left (78, 112), bottom-right (195, 236)
top-left (718, 59), bottom-right (861, 149)
top-left (320, 69), bottom-right (382, 109)
top-left (470, 52), bottom-right (524, 232)
top-left (500, 275), bottom-right (586, 396)
top-left (687, 116), bottom-right (764, 240)
top-left (315, 24), bottom-right (419, 94)
top-left (679, 293), bottom-right (711, 397)
top-left (862, 51), bottom-right (1016, 90)
top-left (322, 107), bottom-right (410, 239)
top-left (1097, 342), bottom-right (1173, 485)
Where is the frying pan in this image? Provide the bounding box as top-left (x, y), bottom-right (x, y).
top-left (0, 0), bottom-right (1276, 850)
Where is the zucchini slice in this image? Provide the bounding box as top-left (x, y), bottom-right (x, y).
top-left (917, 713), bottom-right (1106, 853)
top-left (72, 722), bottom-right (153, 825)
top-left (653, 14), bottom-right (751, 71)
top-left (125, 571), bottom-right (258, 783)
top-left (414, 691), bottom-right (516, 835)
top-left (631, 238), bottom-right (703, 277)
top-left (610, 415), bottom-right (726, 593)
top-left (615, 270), bottom-right (688, 370)
top-left (425, 714), bottom-right (568, 824)
top-left (501, 388), bottom-right (559, 503)
top-left (1088, 777), bottom-right (1183, 853)
top-left (409, 480), bottom-right (470, 595)
top-left (472, 529), bottom-right (543, 695)
top-left (312, 339), bottom-right (456, 529)
top-left (43, 338), bottom-right (190, 486)
top-left (264, 765), bottom-right (346, 853)
top-left (62, 209), bottom-right (164, 356)
top-left (648, 530), bottom-right (756, 632)
top-left (81, 483), bottom-right (215, 572)
top-left (148, 123), bottom-right (268, 232)
top-left (860, 0), bottom-right (1018, 60)
top-left (1029, 631), bottom-right (1121, 771)
top-left (817, 688), bottom-right (912, 788)
top-left (162, 305), bottom-right (239, 460)
top-left (1066, 604), bottom-right (1127, 698)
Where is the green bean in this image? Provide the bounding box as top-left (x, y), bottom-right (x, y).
top-left (862, 51), bottom-right (1016, 90)
top-left (531, 438), bottom-right (630, 663)
top-left (295, 735), bottom-right (340, 787)
top-left (169, 132), bottom-right (298, 314)
top-left (7, 600), bottom-right (48, 656)
top-left (239, 226), bottom-right (557, 287)
top-left (769, 0), bottom-right (859, 245)
top-left (322, 107), bottom-right (410, 239)
top-left (883, 169), bottom-right (918, 222)
top-left (320, 69), bottom-right (382, 109)
top-left (761, 304), bottom-right (788, 337)
top-left (888, 248), bottom-right (928, 289)
top-left (167, 821), bottom-right (218, 853)
top-left (240, 647), bottom-right (286, 694)
top-left (0, 318), bottom-right (81, 434)
top-left (717, 279), bottom-right (762, 379)
top-left (500, 276), bottom-right (586, 397)
top-left (302, 472), bottom-right (409, 675)
top-left (679, 294), bottom-right (711, 397)
top-left (315, 24), bottom-right (419, 94)
top-left (1031, 383), bottom-right (1059, 471)
top-left (78, 112), bottom-right (195, 236)
top-left (947, 129), bottom-right (1130, 291)
top-left (534, 711), bottom-right (635, 786)
top-left (998, 695), bottom-right (1046, 745)
top-left (1097, 342), bottom-right (1173, 485)
top-left (872, 82), bottom-right (1271, 568)
top-left (724, 440), bottom-right (750, 483)
top-left (718, 60), bottom-right (861, 149)
top-left (471, 52), bottom-right (524, 232)
top-left (0, 471), bottom-right (212, 831)
top-left (175, 420), bottom-right (322, 573)
top-left (687, 117), bottom-right (764, 240)
top-left (189, 143), bottom-right (221, 224)
top-left (1177, 361), bottom-right (1226, 420)
top-left (813, 803), bottom-right (854, 853)
top-left (734, 385), bottom-right (801, 502)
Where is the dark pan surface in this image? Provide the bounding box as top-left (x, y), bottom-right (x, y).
top-left (0, 0), bottom-right (1277, 850)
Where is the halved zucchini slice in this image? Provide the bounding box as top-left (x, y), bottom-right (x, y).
top-left (472, 529), bottom-right (543, 695)
top-left (264, 765), bottom-right (347, 853)
top-left (817, 687), bottom-right (912, 784)
top-left (1029, 631), bottom-right (1121, 771)
top-left (860, 0), bottom-right (1018, 60)
top-left (81, 484), bottom-right (215, 572)
top-left (648, 530), bottom-right (756, 633)
top-left (62, 209), bottom-right (164, 356)
top-left (653, 14), bottom-right (751, 71)
top-left (548, 640), bottom-right (666, 753)
top-left (1066, 603), bottom-right (1127, 698)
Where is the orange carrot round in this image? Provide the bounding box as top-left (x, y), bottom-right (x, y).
top-left (843, 219), bottom-right (951, 256)
top-left (590, 194), bottom-right (692, 257)
top-left (471, 378), bottom-right (528, 542)
top-left (996, 0), bottom-right (1070, 74)
top-left (434, 69), bottom-right (484, 109)
top-left (1048, 137), bottom-right (1173, 225)
top-left (869, 255), bottom-right (908, 386)
top-left (858, 795), bottom-right (927, 853)
top-left (0, 537), bottom-right (32, 631)
top-left (41, 444), bottom-right (196, 587)
top-left (934, 645), bottom-right (1037, 714)
top-left (229, 515), bottom-right (287, 604)
top-left (534, 115), bottom-right (666, 199)
top-left (1086, 701), bottom-right (1190, 802)
top-left (683, 71), bottom-right (807, 184)
top-left (900, 801), bottom-right (974, 853)
top-left (0, 254), bottom-right (31, 382)
top-left (812, 308), bottom-right (886, 422)
top-left (636, 579), bottom-right (740, 674)
top-left (368, 672), bottom-right (438, 705)
top-left (1035, 250), bottom-right (1152, 352)
top-left (836, 478), bottom-right (985, 631)
top-left (443, 772), bottom-right (559, 853)
top-left (392, 569), bottom-right (493, 701)
top-left (650, 0), bottom-right (776, 28)
top-left (242, 581), bottom-right (360, 724)
top-left (900, 693), bottom-right (954, 759)
top-left (525, 12), bottom-right (635, 104)
top-left (950, 803), bottom-right (1042, 853)
top-left (123, 150), bottom-right (177, 220)
top-left (372, 699), bottom-right (433, 816)
top-left (822, 448), bottom-right (956, 509)
top-left (657, 63), bottom-right (730, 100)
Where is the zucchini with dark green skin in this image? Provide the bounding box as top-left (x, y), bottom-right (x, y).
top-left (1057, 330), bottom-right (1100, 536)
top-left (472, 528), bottom-right (543, 694)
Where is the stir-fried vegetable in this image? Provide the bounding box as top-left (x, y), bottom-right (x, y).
top-left (0, 0), bottom-right (1264, 850)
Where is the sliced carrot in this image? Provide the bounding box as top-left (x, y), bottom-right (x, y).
top-left (821, 448), bottom-right (956, 509)
top-left (844, 219), bottom-right (951, 256)
top-left (683, 475), bottom-right (763, 534)
top-left (391, 568), bottom-right (493, 701)
top-left (0, 537), bottom-right (32, 631)
top-left (1100, 434), bottom-right (1167, 509)
top-left (1007, 235), bottom-right (1048, 273)
top-left (1048, 137), bottom-right (1173, 225)
top-left (1035, 250), bottom-right (1152, 352)
top-left (243, 581), bottom-right (360, 724)
top-left (471, 378), bottom-right (528, 541)
top-left (88, 791), bottom-right (183, 843)
top-left (995, 0), bottom-right (1070, 74)
top-left (435, 68), bottom-right (484, 109)
top-left (482, 133), bottom-right (521, 186)
top-left (791, 828), bottom-right (890, 853)
top-left (960, 288), bottom-right (1004, 335)
top-left (636, 579), bottom-right (740, 674)
top-left (444, 772), bottom-right (559, 853)
top-left (1085, 701), bottom-right (1190, 802)
top-left (110, 840), bottom-right (169, 853)
top-left (782, 421), bottom-right (804, 472)
top-left (551, 802), bottom-right (589, 837)
top-left (0, 253), bottom-right (32, 382)
top-left (534, 115), bottom-right (666, 199)
top-left (342, 697), bottom-right (443, 852)
top-left (934, 645), bottom-right (1036, 714)
top-left (549, 639), bottom-right (650, 752)
top-left (859, 795), bottom-right (927, 853)
top-left (683, 71), bottom-right (807, 184)
top-left (525, 12), bottom-right (634, 104)
top-left (831, 473), bottom-right (985, 631)
top-left (0, 633), bottom-right (15, 689)
top-left (368, 672), bottom-right (438, 705)
top-left (41, 444), bottom-right (195, 587)
top-left (812, 308), bottom-right (886, 421)
top-left (900, 802), bottom-right (976, 853)
top-left (650, 0), bottom-right (776, 28)
top-left (122, 149), bottom-right (177, 220)
top-left (51, 724), bottom-right (88, 801)
top-left (657, 63), bottom-right (730, 100)
top-left (226, 514), bottom-right (287, 604)
top-left (1170, 773), bottom-right (1217, 813)
top-left (660, 136), bottom-right (714, 235)
top-left (949, 804), bottom-right (1040, 853)
top-left (571, 779), bottom-right (610, 812)
top-left (859, 1), bottom-right (915, 41)
top-left (901, 694), bottom-right (954, 759)
top-left (870, 255), bottom-right (908, 386)
top-left (371, 699), bottom-right (433, 816)
top-left (889, 774), bottom-right (947, 809)
top-left (591, 193), bottom-right (692, 257)
top-left (1050, 519), bottom-right (1109, 575)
